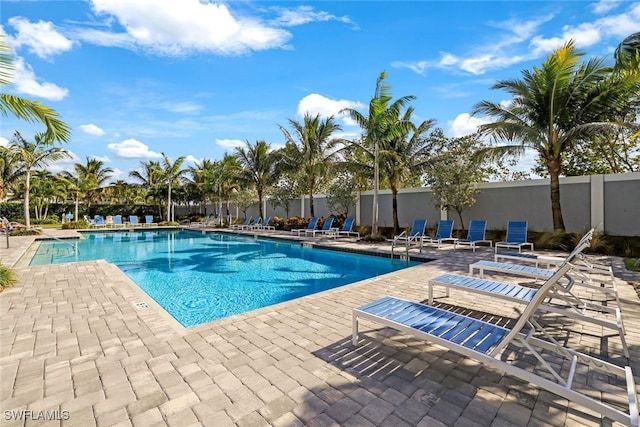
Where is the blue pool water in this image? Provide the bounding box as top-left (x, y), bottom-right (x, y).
top-left (30, 230), bottom-right (419, 326)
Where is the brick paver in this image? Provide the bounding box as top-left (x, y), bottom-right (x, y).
top-left (1, 230), bottom-right (639, 426)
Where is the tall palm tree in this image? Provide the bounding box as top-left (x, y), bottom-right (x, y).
top-left (279, 113), bottom-right (342, 217)
top-left (60, 170), bottom-right (91, 222)
top-left (206, 154), bottom-right (242, 222)
top-left (473, 41), bottom-right (640, 231)
top-left (0, 145), bottom-right (23, 201)
top-left (187, 159), bottom-right (217, 214)
top-left (0, 35), bottom-right (70, 143)
top-left (341, 71), bottom-right (416, 235)
top-left (159, 153), bottom-right (186, 222)
top-left (235, 140), bottom-right (281, 219)
top-left (614, 32), bottom-right (640, 72)
top-left (74, 157), bottom-right (113, 215)
top-left (10, 131), bottom-right (68, 227)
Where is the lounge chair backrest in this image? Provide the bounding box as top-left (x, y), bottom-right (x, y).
top-left (145, 215), bottom-right (154, 224)
top-left (114, 215), bottom-right (123, 224)
top-left (321, 217), bottom-right (334, 231)
top-left (244, 216), bottom-right (253, 225)
top-left (95, 215), bottom-right (104, 224)
top-left (409, 219), bottom-right (427, 237)
top-left (491, 260), bottom-right (575, 355)
top-left (435, 220), bottom-right (454, 239)
top-left (342, 217), bottom-right (354, 232)
top-left (307, 217), bottom-right (318, 230)
top-left (262, 216), bottom-right (271, 226)
top-left (505, 221), bottom-right (527, 243)
top-left (253, 217), bottom-right (262, 226)
top-left (467, 220), bottom-right (487, 241)
top-left (129, 215), bottom-right (138, 224)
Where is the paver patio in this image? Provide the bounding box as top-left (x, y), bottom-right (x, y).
top-left (1, 229), bottom-right (638, 426)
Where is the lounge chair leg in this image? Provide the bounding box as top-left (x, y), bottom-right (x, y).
top-left (352, 314), bottom-right (359, 346)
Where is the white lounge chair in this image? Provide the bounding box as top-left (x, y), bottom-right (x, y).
top-left (421, 219), bottom-right (455, 248)
top-left (453, 220), bottom-right (492, 252)
top-left (306, 217), bottom-right (334, 237)
top-left (392, 219), bottom-right (427, 253)
top-left (329, 217), bottom-right (359, 239)
top-left (292, 217), bottom-right (318, 236)
top-left (230, 216), bottom-right (252, 230)
top-left (353, 259), bottom-right (638, 426)
top-left (495, 220), bottom-right (534, 253)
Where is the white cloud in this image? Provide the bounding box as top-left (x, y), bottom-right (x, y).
top-left (90, 155), bottom-right (111, 163)
top-left (270, 6), bottom-right (356, 29)
top-left (79, 0), bottom-right (292, 56)
top-left (79, 124), bottom-right (105, 136)
top-left (10, 57), bottom-right (69, 101)
top-left (592, 0), bottom-right (623, 14)
top-left (107, 168), bottom-right (127, 183)
top-left (107, 138), bottom-right (162, 159)
top-left (46, 150), bottom-right (81, 174)
top-left (215, 138), bottom-right (245, 149)
top-left (394, 15), bottom-right (551, 76)
top-left (0, 137), bottom-right (8, 147)
top-left (161, 101), bottom-right (202, 113)
top-left (531, 3), bottom-right (640, 54)
top-left (184, 154), bottom-right (201, 164)
top-left (297, 93), bottom-right (364, 126)
top-left (447, 113), bottom-right (490, 138)
top-left (8, 17), bottom-right (73, 59)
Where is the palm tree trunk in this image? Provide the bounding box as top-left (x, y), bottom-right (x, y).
top-left (391, 185), bottom-right (399, 234)
top-left (547, 158), bottom-right (565, 231)
top-left (258, 190), bottom-right (264, 219)
top-left (309, 191), bottom-right (314, 218)
top-left (74, 195), bottom-right (79, 223)
top-left (23, 169), bottom-right (31, 228)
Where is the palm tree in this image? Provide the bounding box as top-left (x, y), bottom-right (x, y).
top-left (1, 35), bottom-right (70, 143)
top-left (106, 180), bottom-right (140, 205)
top-left (614, 32), bottom-right (640, 72)
top-left (186, 159), bottom-right (217, 214)
top-left (0, 145), bottom-right (23, 202)
top-left (10, 131), bottom-right (68, 227)
top-left (279, 113), bottom-right (342, 217)
top-left (235, 140), bottom-right (281, 219)
top-left (60, 170), bottom-right (90, 222)
top-left (206, 154), bottom-right (242, 222)
top-left (159, 153), bottom-right (186, 222)
top-left (341, 71), bottom-right (416, 235)
top-left (74, 157), bottom-right (113, 215)
top-left (473, 41), bottom-right (640, 231)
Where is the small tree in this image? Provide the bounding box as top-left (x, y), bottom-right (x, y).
top-left (423, 133), bottom-right (493, 231)
top-left (269, 177), bottom-right (298, 219)
top-left (233, 188), bottom-right (258, 220)
top-left (326, 173), bottom-right (357, 216)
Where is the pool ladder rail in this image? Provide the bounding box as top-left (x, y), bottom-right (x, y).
top-left (39, 231), bottom-right (79, 255)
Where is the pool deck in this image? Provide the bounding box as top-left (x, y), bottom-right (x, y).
top-left (1, 228), bottom-right (639, 426)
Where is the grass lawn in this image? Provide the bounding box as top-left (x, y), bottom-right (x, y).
top-left (624, 257), bottom-right (640, 272)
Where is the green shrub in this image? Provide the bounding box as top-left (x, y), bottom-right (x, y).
top-left (31, 216), bottom-right (61, 225)
top-left (158, 221), bottom-right (179, 226)
top-left (10, 229), bottom-right (41, 236)
top-left (61, 220), bottom-right (90, 230)
top-left (284, 216), bottom-right (308, 231)
top-left (361, 233), bottom-right (387, 242)
top-left (0, 264), bottom-right (17, 290)
top-left (271, 216), bottom-right (285, 230)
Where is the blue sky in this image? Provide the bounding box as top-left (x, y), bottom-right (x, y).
top-left (1, 0), bottom-right (639, 182)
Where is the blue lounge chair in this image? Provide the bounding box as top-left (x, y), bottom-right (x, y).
top-left (231, 216), bottom-right (252, 230)
top-left (453, 220), bottom-right (492, 252)
top-left (306, 217), bottom-right (334, 237)
top-left (241, 217), bottom-right (261, 230)
top-left (94, 215), bottom-right (106, 227)
top-left (495, 220), bottom-right (533, 253)
top-left (113, 215), bottom-right (125, 228)
top-left (83, 215), bottom-right (96, 227)
top-left (330, 217), bottom-right (359, 239)
top-left (353, 251), bottom-right (638, 426)
top-left (392, 219), bottom-right (427, 250)
top-left (145, 215), bottom-right (156, 227)
top-left (292, 217), bottom-right (318, 236)
top-left (129, 215), bottom-right (139, 226)
top-left (421, 219), bottom-right (455, 248)
top-left (257, 216), bottom-right (274, 231)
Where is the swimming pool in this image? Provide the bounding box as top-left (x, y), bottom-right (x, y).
top-left (30, 230), bottom-right (419, 326)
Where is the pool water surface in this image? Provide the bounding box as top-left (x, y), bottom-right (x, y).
top-left (30, 230), bottom-right (419, 326)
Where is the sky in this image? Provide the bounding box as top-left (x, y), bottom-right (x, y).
top-left (1, 0), bottom-right (639, 183)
